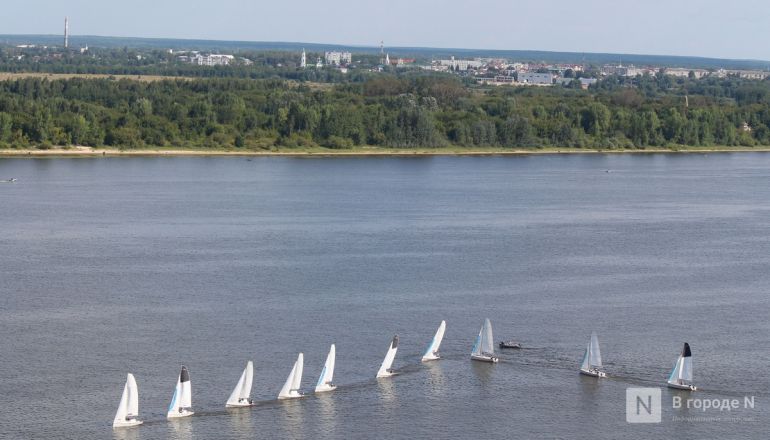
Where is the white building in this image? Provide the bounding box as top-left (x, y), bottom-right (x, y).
top-left (480, 75), bottom-right (516, 86)
top-left (665, 68), bottom-right (720, 79)
top-left (518, 72), bottom-right (554, 85)
top-left (324, 51), bottom-right (352, 66)
top-left (439, 56), bottom-right (483, 70)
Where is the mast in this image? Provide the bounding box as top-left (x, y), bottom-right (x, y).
top-left (64, 17), bottom-right (69, 49)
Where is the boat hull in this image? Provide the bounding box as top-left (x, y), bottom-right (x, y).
top-left (167, 409), bottom-right (194, 419)
top-left (315, 384), bottom-right (337, 393)
top-left (421, 354), bottom-right (440, 362)
top-left (277, 392), bottom-right (304, 400)
top-left (667, 382), bottom-right (697, 391)
top-left (225, 402), bottom-right (255, 408)
top-left (113, 420), bottom-right (143, 428)
top-left (471, 354), bottom-right (498, 363)
top-left (376, 371), bottom-right (398, 378)
top-left (579, 368), bottom-right (606, 378)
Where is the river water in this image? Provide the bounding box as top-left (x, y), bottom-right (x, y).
top-left (0, 153), bottom-right (768, 439)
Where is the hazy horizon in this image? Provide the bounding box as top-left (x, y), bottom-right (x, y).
top-left (2, 0), bottom-right (770, 61)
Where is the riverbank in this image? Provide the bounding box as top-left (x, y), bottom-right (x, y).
top-left (2, 145), bottom-right (770, 157)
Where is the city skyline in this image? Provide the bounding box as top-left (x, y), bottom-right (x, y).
top-left (2, 0), bottom-right (770, 61)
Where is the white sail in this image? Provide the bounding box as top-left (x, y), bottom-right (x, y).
top-left (580, 343), bottom-right (591, 371)
top-left (471, 327), bottom-right (483, 357)
top-left (167, 366), bottom-right (193, 418)
top-left (315, 344), bottom-right (337, 392)
top-left (589, 332), bottom-right (602, 367)
top-left (180, 378), bottom-right (192, 408)
top-left (114, 378), bottom-right (130, 424)
top-left (680, 356), bottom-right (693, 382)
top-left (481, 318), bottom-right (495, 354)
top-left (668, 356), bottom-right (683, 383)
top-left (278, 353), bottom-right (304, 399)
top-left (113, 373), bottom-right (142, 428)
top-left (226, 361), bottom-right (254, 407)
top-left (376, 335), bottom-right (399, 378)
top-left (292, 353), bottom-right (304, 391)
top-left (421, 320), bottom-right (446, 362)
top-left (126, 373), bottom-right (140, 421)
top-left (278, 361), bottom-right (297, 398)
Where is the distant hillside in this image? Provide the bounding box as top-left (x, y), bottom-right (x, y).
top-left (2, 34), bottom-right (769, 70)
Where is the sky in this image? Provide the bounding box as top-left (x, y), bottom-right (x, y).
top-left (2, 0), bottom-right (769, 61)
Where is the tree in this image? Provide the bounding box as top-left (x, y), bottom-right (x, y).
top-left (0, 112), bottom-right (12, 144)
top-left (498, 115), bottom-right (533, 147)
top-left (580, 103), bottom-right (611, 138)
top-left (661, 108), bottom-right (686, 143)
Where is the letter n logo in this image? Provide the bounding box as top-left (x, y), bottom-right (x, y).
top-left (626, 388), bottom-right (661, 423)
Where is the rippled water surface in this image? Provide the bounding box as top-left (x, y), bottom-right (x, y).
top-left (0, 153), bottom-right (768, 439)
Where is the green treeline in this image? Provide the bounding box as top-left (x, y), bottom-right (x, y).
top-left (1, 73), bottom-right (769, 150)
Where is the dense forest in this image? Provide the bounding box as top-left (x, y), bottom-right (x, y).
top-left (1, 71), bottom-right (769, 150)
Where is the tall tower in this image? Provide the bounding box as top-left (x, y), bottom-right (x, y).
top-left (380, 40), bottom-right (385, 65)
top-left (64, 17), bottom-right (69, 48)
top-left (300, 48), bottom-right (306, 68)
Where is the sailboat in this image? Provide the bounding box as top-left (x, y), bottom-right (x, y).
top-left (470, 318), bottom-right (498, 363)
top-left (278, 353), bottom-right (304, 399)
top-left (421, 320), bottom-right (446, 362)
top-left (113, 373), bottom-right (143, 428)
top-left (226, 361), bottom-right (254, 407)
top-left (315, 344), bottom-right (337, 393)
top-left (167, 366), bottom-right (194, 418)
top-left (579, 332), bottom-right (606, 378)
top-left (667, 343), bottom-right (697, 391)
top-left (376, 335), bottom-right (399, 378)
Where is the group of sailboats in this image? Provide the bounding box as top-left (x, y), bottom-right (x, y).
top-left (113, 322), bottom-right (445, 428)
top-left (377, 319), bottom-right (446, 378)
top-left (113, 319), bottom-right (698, 428)
top-left (112, 346), bottom-right (331, 427)
top-left (577, 333), bottom-right (698, 391)
top-left (276, 344), bottom-right (338, 400)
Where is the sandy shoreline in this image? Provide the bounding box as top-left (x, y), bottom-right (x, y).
top-left (2, 146), bottom-right (770, 157)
